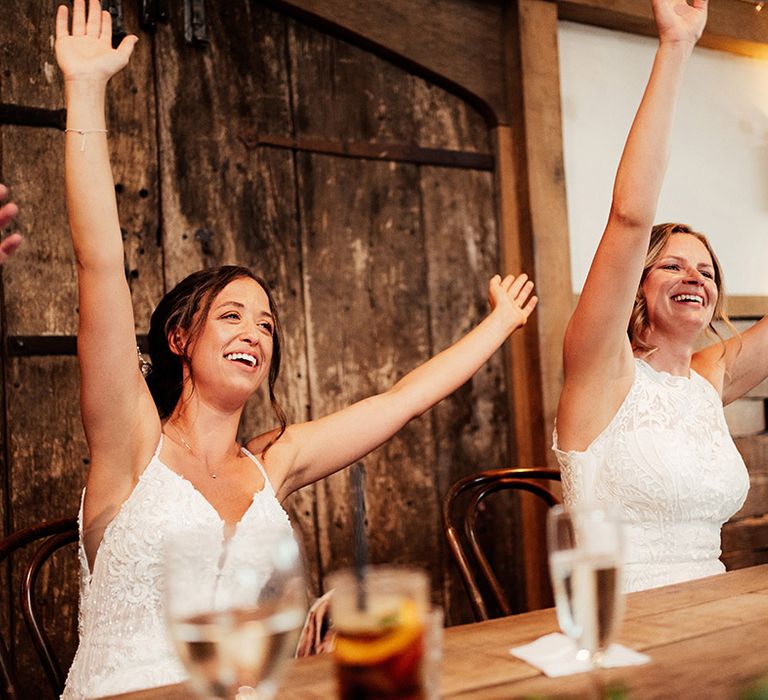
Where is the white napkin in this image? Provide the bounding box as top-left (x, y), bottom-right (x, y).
top-left (510, 632), bottom-right (650, 677)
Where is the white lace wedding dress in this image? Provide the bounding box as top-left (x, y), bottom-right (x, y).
top-left (553, 358), bottom-right (749, 593)
top-left (61, 437), bottom-right (293, 699)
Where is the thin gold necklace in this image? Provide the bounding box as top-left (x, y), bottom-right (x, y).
top-left (163, 422), bottom-right (239, 480)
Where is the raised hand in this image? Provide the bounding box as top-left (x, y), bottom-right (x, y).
top-left (0, 184), bottom-right (21, 265)
top-left (652, 0), bottom-right (708, 46)
top-left (55, 0), bottom-right (138, 82)
top-left (488, 273), bottom-right (538, 332)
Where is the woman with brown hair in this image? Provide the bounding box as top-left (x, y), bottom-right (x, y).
top-left (55, 1), bottom-right (537, 696)
top-left (554, 0), bottom-right (765, 592)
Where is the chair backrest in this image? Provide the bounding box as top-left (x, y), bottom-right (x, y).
top-left (0, 517), bottom-right (78, 700)
top-left (442, 468), bottom-right (561, 621)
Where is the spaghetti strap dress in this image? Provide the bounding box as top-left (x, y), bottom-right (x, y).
top-left (61, 437), bottom-right (293, 699)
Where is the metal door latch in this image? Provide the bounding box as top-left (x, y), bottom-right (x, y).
top-left (184, 0), bottom-right (209, 45)
top-left (140, 0), bottom-right (170, 31)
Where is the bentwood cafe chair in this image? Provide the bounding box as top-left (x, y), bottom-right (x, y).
top-left (0, 517), bottom-right (79, 700)
top-left (442, 467), bottom-right (561, 621)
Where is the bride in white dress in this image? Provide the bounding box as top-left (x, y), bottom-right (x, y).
top-left (54, 1), bottom-right (538, 697)
top-left (554, 0), bottom-right (765, 592)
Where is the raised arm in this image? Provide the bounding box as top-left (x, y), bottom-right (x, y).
top-left (558, 0), bottom-right (707, 444)
top-left (0, 184), bottom-right (21, 264)
top-left (259, 273), bottom-right (537, 499)
top-left (696, 315), bottom-right (768, 406)
top-left (55, 2), bottom-right (154, 467)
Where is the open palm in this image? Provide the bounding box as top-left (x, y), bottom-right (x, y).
top-left (652, 0), bottom-right (708, 45)
top-left (55, 0), bottom-right (137, 82)
top-left (488, 273), bottom-right (538, 330)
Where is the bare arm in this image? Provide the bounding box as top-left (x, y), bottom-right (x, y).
top-left (558, 0), bottom-right (707, 446)
top-left (55, 2), bottom-right (156, 473)
top-left (694, 315), bottom-right (768, 405)
top-left (257, 274), bottom-right (537, 499)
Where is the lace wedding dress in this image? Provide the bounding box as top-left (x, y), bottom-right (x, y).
top-left (61, 437), bottom-right (293, 699)
top-left (553, 358), bottom-right (749, 593)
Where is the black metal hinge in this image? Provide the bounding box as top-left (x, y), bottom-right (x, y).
top-left (105, 0), bottom-right (206, 46)
top-left (139, 0), bottom-right (170, 32)
top-left (7, 335), bottom-right (149, 357)
top-left (0, 105), bottom-right (65, 130)
top-left (184, 0), bottom-right (208, 45)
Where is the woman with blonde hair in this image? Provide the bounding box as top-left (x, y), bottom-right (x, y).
top-left (555, 0), bottom-right (765, 592)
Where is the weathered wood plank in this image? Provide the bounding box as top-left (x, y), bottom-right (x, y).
top-left (296, 152), bottom-right (437, 581)
top-left (726, 295), bottom-right (768, 319)
top-left (412, 72), bottom-right (499, 624)
top-left (7, 357), bottom-right (85, 695)
top-left (558, 0), bottom-right (768, 58)
top-left (723, 515), bottom-right (768, 569)
top-left (269, 0), bottom-right (507, 125)
top-left (419, 164), bottom-right (515, 622)
top-left (0, 0), bottom-right (159, 690)
top-left (496, 0), bottom-right (573, 611)
top-left (153, 2), bottom-right (319, 591)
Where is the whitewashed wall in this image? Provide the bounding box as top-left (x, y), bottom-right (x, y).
top-left (558, 21), bottom-right (768, 296)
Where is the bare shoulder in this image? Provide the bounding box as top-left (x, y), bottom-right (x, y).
top-left (246, 425), bottom-right (293, 472)
top-left (557, 350), bottom-right (635, 453)
top-left (691, 348), bottom-right (726, 397)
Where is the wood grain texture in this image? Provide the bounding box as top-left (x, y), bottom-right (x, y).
top-left (419, 164), bottom-right (517, 621)
top-left (0, 0), bottom-right (159, 690)
top-left (296, 152), bottom-right (437, 580)
top-left (269, 0), bottom-right (507, 125)
top-left (105, 565), bottom-right (768, 700)
top-left (153, 2), bottom-right (320, 590)
top-left (497, 0), bottom-right (573, 611)
top-left (7, 357), bottom-right (84, 696)
top-left (559, 0), bottom-right (768, 58)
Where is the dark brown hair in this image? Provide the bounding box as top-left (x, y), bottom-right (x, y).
top-left (145, 265), bottom-right (286, 446)
top-left (629, 223), bottom-right (733, 354)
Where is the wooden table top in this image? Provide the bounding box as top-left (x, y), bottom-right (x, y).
top-left (102, 564), bottom-right (768, 699)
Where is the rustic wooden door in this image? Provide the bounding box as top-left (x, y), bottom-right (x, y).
top-left (1, 1), bottom-right (525, 692)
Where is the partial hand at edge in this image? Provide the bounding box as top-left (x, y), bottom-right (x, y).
top-left (0, 184), bottom-right (21, 265)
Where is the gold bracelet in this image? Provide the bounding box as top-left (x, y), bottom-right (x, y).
top-left (65, 128), bottom-right (109, 152)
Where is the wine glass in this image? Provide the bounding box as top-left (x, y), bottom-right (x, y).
top-left (164, 526), bottom-right (307, 699)
top-left (547, 505), bottom-right (625, 667)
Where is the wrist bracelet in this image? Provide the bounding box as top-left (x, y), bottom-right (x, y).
top-left (65, 128), bottom-right (109, 152)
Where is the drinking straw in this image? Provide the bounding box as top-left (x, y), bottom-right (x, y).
top-left (351, 461), bottom-right (368, 611)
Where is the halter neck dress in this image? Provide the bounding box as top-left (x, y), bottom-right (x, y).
top-left (553, 358), bottom-right (749, 592)
top-left (61, 436), bottom-right (293, 699)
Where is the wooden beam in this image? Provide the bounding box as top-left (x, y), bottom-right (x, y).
top-left (571, 293), bottom-right (768, 321)
top-left (509, 0), bottom-right (573, 467)
top-left (499, 0), bottom-right (575, 611)
top-left (558, 0), bottom-right (768, 59)
top-left (727, 295), bottom-right (768, 319)
top-left (265, 0), bottom-right (509, 125)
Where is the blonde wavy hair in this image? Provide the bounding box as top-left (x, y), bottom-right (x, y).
top-left (629, 223), bottom-right (736, 355)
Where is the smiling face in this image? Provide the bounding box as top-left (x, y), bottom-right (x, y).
top-left (179, 277), bottom-right (276, 408)
top-left (640, 233), bottom-right (719, 338)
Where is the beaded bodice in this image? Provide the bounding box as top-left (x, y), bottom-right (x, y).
top-left (61, 438), bottom-right (292, 699)
top-left (553, 359), bottom-right (749, 592)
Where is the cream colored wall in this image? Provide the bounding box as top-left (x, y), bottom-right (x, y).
top-left (558, 21), bottom-right (768, 296)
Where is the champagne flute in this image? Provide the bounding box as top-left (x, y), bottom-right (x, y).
top-left (547, 505), bottom-right (624, 667)
top-left (164, 526), bottom-right (307, 699)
